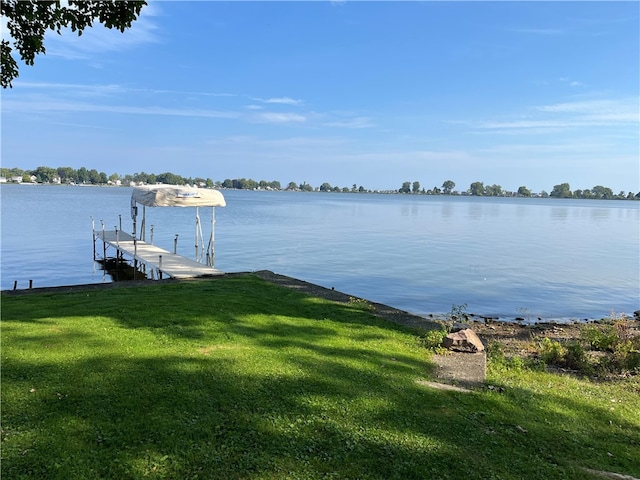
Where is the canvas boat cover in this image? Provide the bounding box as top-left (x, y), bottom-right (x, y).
top-left (132, 185), bottom-right (226, 208)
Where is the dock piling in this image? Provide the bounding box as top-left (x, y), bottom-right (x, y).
top-left (91, 217), bottom-right (96, 261)
top-left (133, 238), bottom-right (138, 281)
top-left (101, 221), bottom-right (106, 260)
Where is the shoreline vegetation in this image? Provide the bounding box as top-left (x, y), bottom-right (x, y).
top-left (2, 166), bottom-right (639, 200)
top-left (2, 273), bottom-right (639, 479)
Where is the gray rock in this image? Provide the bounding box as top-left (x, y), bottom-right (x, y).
top-left (442, 329), bottom-right (485, 353)
top-left (451, 322), bottom-right (471, 332)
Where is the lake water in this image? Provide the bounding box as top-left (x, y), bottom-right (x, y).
top-left (1, 184), bottom-right (638, 322)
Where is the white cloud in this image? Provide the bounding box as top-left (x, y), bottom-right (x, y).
top-left (480, 141), bottom-right (618, 156)
top-left (2, 99), bottom-right (241, 120)
top-left (536, 98), bottom-right (639, 124)
top-left (10, 81), bottom-right (125, 97)
top-left (206, 135), bottom-right (351, 151)
top-left (262, 97), bottom-right (303, 105)
top-left (324, 116), bottom-right (375, 129)
top-left (474, 97), bottom-right (639, 132)
top-left (480, 120), bottom-right (581, 130)
top-left (558, 77), bottom-right (585, 88)
top-left (258, 136), bottom-right (350, 148)
top-left (535, 98), bottom-right (635, 115)
top-left (509, 27), bottom-right (566, 35)
top-left (250, 96), bottom-right (304, 106)
top-left (4, 83), bottom-right (381, 131)
top-left (254, 112), bottom-right (306, 124)
top-left (14, 81), bottom-right (243, 100)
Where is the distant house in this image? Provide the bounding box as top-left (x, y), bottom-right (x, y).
top-left (0, 177), bottom-right (6, 183)
top-left (10, 176), bottom-right (23, 183)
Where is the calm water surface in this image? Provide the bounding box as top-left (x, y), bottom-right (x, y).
top-left (1, 185), bottom-right (638, 321)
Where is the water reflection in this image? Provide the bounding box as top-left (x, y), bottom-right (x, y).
top-left (467, 201), bottom-right (483, 219)
top-left (488, 203), bottom-right (501, 217)
top-left (551, 207), bottom-right (568, 221)
top-left (590, 208), bottom-right (611, 222)
top-left (441, 202), bottom-right (453, 219)
top-left (400, 202), bottom-right (420, 217)
top-left (515, 204), bottom-right (530, 218)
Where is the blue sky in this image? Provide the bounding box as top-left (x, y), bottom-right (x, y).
top-left (2, 1), bottom-right (638, 193)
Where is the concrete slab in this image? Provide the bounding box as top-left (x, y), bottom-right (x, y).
top-left (431, 351), bottom-right (486, 388)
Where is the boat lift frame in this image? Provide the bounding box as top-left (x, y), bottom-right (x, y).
top-left (93, 185), bottom-right (226, 280)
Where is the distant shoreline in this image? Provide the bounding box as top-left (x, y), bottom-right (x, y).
top-left (1, 178), bottom-right (639, 201)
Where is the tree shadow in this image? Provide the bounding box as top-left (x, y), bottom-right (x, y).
top-left (2, 276), bottom-right (639, 479)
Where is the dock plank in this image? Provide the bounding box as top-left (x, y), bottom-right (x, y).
top-left (94, 230), bottom-right (223, 278)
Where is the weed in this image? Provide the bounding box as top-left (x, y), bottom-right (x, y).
top-left (581, 324), bottom-right (618, 351)
top-left (348, 296), bottom-right (374, 312)
top-left (539, 337), bottom-right (566, 365)
top-left (606, 340), bottom-right (640, 372)
top-left (419, 327), bottom-right (449, 354)
top-left (564, 342), bottom-right (592, 373)
top-left (516, 306), bottom-right (531, 324)
top-left (528, 318), bottom-right (640, 376)
top-left (488, 342), bottom-right (543, 373)
top-left (449, 303), bottom-right (468, 321)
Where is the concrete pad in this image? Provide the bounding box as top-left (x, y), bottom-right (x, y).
top-left (431, 351), bottom-right (486, 388)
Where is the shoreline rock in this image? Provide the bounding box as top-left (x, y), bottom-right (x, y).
top-left (443, 329), bottom-right (485, 353)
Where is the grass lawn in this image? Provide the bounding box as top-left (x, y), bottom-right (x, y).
top-left (2, 275), bottom-right (639, 479)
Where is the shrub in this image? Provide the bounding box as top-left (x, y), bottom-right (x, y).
top-left (605, 340), bottom-right (640, 373)
top-left (564, 342), bottom-right (591, 373)
top-left (581, 325), bottom-right (618, 351)
top-left (420, 328), bottom-right (449, 354)
top-left (539, 338), bottom-right (566, 365)
top-left (488, 342), bottom-right (543, 373)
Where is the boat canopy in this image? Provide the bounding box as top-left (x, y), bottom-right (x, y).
top-left (131, 185), bottom-right (226, 208)
top-left (129, 185), bottom-right (226, 267)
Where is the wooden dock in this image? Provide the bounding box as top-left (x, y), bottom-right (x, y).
top-left (94, 229), bottom-right (223, 279)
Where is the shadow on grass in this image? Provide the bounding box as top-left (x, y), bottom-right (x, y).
top-left (2, 275), bottom-right (639, 479)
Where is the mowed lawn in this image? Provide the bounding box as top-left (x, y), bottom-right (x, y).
top-left (2, 275), bottom-right (639, 479)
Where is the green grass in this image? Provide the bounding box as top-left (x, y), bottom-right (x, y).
top-left (2, 275), bottom-right (639, 479)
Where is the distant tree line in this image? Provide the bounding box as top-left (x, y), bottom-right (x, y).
top-left (1, 166), bottom-right (638, 200)
top-left (398, 180), bottom-right (639, 200)
top-left (220, 178), bottom-right (282, 190)
top-left (0, 166), bottom-right (216, 188)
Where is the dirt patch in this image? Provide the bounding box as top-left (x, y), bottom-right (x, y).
top-left (472, 320), bottom-right (587, 358)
